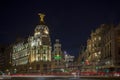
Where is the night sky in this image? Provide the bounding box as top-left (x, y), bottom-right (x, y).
top-left (0, 0), bottom-right (120, 57)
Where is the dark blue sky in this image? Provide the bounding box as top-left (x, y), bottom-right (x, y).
top-left (0, 0), bottom-right (120, 57)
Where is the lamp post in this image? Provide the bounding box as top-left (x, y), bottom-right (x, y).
top-left (29, 66), bottom-right (32, 73)
top-left (14, 68), bottom-right (17, 74)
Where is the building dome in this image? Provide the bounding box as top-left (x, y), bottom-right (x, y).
top-left (34, 13), bottom-right (49, 36)
top-left (34, 25), bottom-right (49, 36)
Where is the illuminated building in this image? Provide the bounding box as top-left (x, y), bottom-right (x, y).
top-left (82, 24), bottom-right (120, 72)
top-left (52, 39), bottom-right (64, 69)
top-left (64, 52), bottom-right (74, 70)
top-left (86, 25), bottom-right (103, 71)
top-left (12, 13), bottom-right (52, 73)
top-left (79, 25), bottom-right (104, 72)
top-left (12, 39), bottom-right (29, 72)
top-left (100, 24), bottom-right (120, 72)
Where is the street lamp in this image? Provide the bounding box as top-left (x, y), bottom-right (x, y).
top-left (29, 66), bottom-right (32, 69)
top-left (29, 66), bottom-right (32, 73)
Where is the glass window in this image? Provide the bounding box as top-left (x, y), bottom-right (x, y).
top-left (98, 37), bottom-right (101, 40)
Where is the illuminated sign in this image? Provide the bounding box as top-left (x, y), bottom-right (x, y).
top-left (54, 54), bottom-right (61, 60)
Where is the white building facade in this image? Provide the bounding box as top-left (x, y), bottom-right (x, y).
top-left (12, 13), bottom-right (52, 73)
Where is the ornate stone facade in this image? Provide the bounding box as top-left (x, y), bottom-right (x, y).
top-left (12, 13), bottom-right (52, 73)
top-left (80, 24), bottom-right (120, 72)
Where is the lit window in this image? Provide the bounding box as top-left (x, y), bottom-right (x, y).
top-left (95, 53), bottom-right (97, 57)
top-left (94, 37), bottom-right (96, 41)
top-left (35, 32), bottom-right (40, 36)
top-left (98, 37), bottom-right (101, 40)
top-left (36, 55), bottom-right (38, 61)
top-left (41, 57), bottom-right (42, 60)
top-left (31, 41), bottom-right (35, 47)
top-left (98, 51), bottom-right (101, 54)
top-left (44, 30), bottom-right (48, 34)
top-left (92, 44), bottom-right (94, 47)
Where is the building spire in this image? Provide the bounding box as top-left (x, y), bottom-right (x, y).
top-left (38, 13), bottom-right (45, 23)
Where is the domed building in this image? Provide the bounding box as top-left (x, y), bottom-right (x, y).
top-left (12, 13), bottom-right (52, 73)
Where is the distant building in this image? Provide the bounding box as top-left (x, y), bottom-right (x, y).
top-left (12, 13), bottom-right (52, 73)
top-left (84, 25), bottom-right (103, 72)
top-left (64, 52), bottom-right (75, 70)
top-left (52, 39), bottom-right (64, 69)
top-left (80, 24), bottom-right (120, 72)
top-left (100, 24), bottom-right (120, 72)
